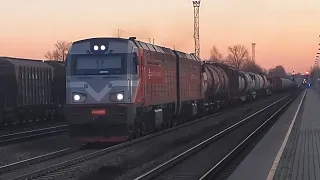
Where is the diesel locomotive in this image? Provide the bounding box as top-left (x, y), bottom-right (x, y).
top-left (64, 37), bottom-right (296, 143)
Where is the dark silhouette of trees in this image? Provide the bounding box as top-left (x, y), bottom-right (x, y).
top-left (268, 65), bottom-right (287, 77)
top-left (44, 41), bottom-right (72, 61)
top-left (241, 59), bottom-right (265, 74)
top-left (208, 45), bottom-right (223, 63)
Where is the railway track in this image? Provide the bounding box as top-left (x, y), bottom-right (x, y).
top-left (132, 91), bottom-right (301, 180)
top-left (0, 125), bottom-right (68, 145)
top-left (0, 148), bottom-right (79, 174)
top-left (0, 92), bottom-right (296, 180)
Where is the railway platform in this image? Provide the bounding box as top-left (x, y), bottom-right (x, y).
top-left (228, 88), bottom-right (320, 180)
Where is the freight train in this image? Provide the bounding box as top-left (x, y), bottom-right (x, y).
top-left (64, 37), bottom-right (297, 143)
top-left (0, 57), bottom-right (65, 126)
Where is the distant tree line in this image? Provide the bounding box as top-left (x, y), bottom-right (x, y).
top-left (311, 66), bottom-right (320, 88)
top-left (206, 45), bottom-right (288, 77)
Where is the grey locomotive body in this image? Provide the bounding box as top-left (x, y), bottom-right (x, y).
top-left (65, 38), bottom-right (140, 142)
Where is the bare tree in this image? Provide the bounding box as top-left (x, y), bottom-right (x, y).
top-left (208, 45), bottom-right (223, 62)
top-left (226, 45), bottom-right (249, 68)
top-left (44, 41), bottom-right (72, 61)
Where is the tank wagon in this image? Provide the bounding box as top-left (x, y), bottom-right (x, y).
top-left (64, 37), bottom-right (296, 144)
top-left (202, 62), bottom-right (272, 113)
top-left (0, 57), bottom-right (65, 126)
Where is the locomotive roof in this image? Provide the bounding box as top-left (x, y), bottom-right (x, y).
top-left (72, 37), bottom-right (128, 44)
top-left (72, 37), bottom-right (201, 61)
top-left (0, 56), bottom-right (52, 68)
top-left (134, 40), bottom-right (201, 61)
top-left (44, 60), bottom-right (65, 70)
top-left (44, 60), bottom-right (65, 65)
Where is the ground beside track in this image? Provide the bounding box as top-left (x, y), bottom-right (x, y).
top-left (148, 93), bottom-right (295, 180)
top-left (27, 93), bottom-right (289, 180)
top-left (271, 88), bottom-right (320, 180)
top-left (0, 121), bottom-right (66, 136)
top-left (0, 133), bottom-right (81, 167)
top-left (216, 89), bottom-right (305, 180)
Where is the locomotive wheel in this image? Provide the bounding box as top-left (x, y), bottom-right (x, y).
top-left (167, 119), bottom-right (172, 129)
top-left (0, 110), bottom-right (4, 127)
top-left (172, 119), bottom-right (178, 127)
top-left (141, 122), bottom-right (147, 136)
top-left (148, 123), bottom-right (155, 134)
top-left (178, 118), bottom-right (184, 125)
top-left (164, 120), bottom-right (170, 129)
top-left (170, 119), bottom-right (174, 128)
top-left (133, 125), bottom-right (141, 139)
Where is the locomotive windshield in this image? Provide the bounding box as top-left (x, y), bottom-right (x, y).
top-left (70, 54), bottom-right (127, 75)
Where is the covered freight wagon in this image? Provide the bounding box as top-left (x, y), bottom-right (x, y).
top-left (280, 77), bottom-right (294, 90)
top-left (44, 60), bottom-right (66, 119)
top-left (0, 57), bottom-right (56, 124)
top-left (268, 76), bottom-right (282, 92)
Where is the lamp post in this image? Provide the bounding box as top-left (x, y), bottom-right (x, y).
top-left (192, 0), bottom-right (201, 57)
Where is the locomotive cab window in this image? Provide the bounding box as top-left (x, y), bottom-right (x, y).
top-left (133, 52), bottom-right (140, 74)
top-left (70, 54), bottom-right (128, 75)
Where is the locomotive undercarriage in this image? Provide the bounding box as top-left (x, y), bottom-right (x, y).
top-left (66, 100), bottom-right (204, 143)
top-left (129, 100), bottom-right (204, 140)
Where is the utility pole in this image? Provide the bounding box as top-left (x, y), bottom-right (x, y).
top-left (118, 29), bottom-right (124, 38)
top-left (292, 70), bottom-right (295, 81)
top-left (251, 43), bottom-right (256, 62)
top-left (148, 38), bottom-right (155, 44)
top-left (193, 0), bottom-right (201, 57)
top-left (316, 35), bottom-right (320, 68)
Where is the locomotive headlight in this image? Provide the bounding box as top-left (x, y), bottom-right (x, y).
top-left (101, 45), bottom-right (106, 50)
top-left (74, 94), bottom-right (80, 101)
top-left (93, 45), bottom-right (99, 51)
top-left (73, 93), bottom-right (87, 102)
top-left (109, 92), bottom-right (124, 102)
top-left (117, 93), bottom-right (123, 100)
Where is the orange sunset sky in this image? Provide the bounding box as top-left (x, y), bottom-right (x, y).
top-left (1, 0), bottom-right (320, 73)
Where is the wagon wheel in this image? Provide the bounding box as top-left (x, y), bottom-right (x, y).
top-left (141, 122), bottom-right (148, 136)
top-left (170, 119), bottom-right (175, 128)
top-left (132, 125), bottom-right (141, 139)
top-left (0, 110), bottom-right (4, 128)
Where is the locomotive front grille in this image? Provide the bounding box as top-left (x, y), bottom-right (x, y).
top-left (64, 105), bottom-right (128, 125)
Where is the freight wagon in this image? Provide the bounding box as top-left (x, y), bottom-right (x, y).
top-left (64, 37), bottom-right (296, 144)
top-left (267, 76), bottom-right (294, 92)
top-left (43, 60), bottom-right (66, 119)
top-left (0, 57), bottom-right (65, 126)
